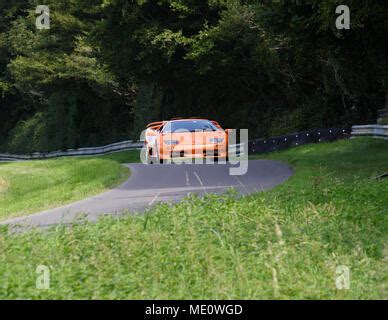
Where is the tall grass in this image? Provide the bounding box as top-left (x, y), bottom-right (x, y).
top-left (0, 138), bottom-right (387, 299)
top-left (0, 157), bottom-right (129, 221)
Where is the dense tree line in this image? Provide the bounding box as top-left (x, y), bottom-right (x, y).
top-left (0, 0), bottom-right (134, 153)
top-left (0, 0), bottom-right (386, 153)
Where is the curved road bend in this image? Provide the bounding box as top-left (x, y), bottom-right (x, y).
top-left (1, 160), bottom-right (293, 229)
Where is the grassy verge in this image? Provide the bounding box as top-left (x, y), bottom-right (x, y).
top-left (0, 138), bottom-right (387, 299)
top-left (98, 150), bottom-right (141, 164)
top-left (0, 154), bottom-right (133, 221)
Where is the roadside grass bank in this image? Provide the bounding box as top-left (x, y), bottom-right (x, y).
top-left (98, 150), bottom-right (140, 163)
top-left (0, 138), bottom-right (387, 299)
top-left (0, 157), bottom-right (130, 221)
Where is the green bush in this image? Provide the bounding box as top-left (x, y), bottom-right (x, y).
top-left (5, 112), bottom-right (48, 154)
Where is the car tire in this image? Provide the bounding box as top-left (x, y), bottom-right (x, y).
top-left (154, 143), bottom-right (163, 164)
top-left (156, 153), bottom-right (163, 164)
top-left (146, 147), bottom-right (153, 164)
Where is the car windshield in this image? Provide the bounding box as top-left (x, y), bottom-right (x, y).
top-left (163, 120), bottom-right (219, 133)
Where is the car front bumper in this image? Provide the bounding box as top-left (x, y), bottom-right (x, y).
top-left (160, 144), bottom-right (228, 159)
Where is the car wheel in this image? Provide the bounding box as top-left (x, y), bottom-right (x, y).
top-left (154, 143), bottom-right (163, 164)
top-left (155, 153), bottom-right (163, 164)
top-left (145, 147), bottom-right (151, 164)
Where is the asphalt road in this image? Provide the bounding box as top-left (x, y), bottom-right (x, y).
top-left (1, 160), bottom-right (292, 229)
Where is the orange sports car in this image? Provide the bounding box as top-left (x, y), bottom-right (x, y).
top-left (144, 118), bottom-right (230, 164)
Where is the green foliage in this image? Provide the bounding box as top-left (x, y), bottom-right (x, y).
top-left (0, 138), bottom-right (387, 299)
top-left (5, 112), bottom-right (48, 153)
top-left (1, 1), bottom-right (386, 151)
top-left (256, 0), bottom-right (386, 125)
top-left (131, 84), bottom-right (165, 139)
top-left (1, 0), bottom-right (134, 153)
top-left (94, 0), bottom-right (385, 137)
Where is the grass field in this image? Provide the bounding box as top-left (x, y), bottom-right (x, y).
top-left (0, 153), bottom-right (133, 221)
top-left (0, 138), bottom-right (387, 299)
top-left (99, 150), bottom-right (141, 164)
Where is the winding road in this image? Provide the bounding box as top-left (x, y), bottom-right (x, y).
top-left (1, 160), bottom-right (292, 229)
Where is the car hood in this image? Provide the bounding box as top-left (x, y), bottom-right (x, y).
top-left (162, 131), bottom-right (226, 145)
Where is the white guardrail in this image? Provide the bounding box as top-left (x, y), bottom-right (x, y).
top-left (351, 125), bottom-right (388, 139)
top-left (228, 143), bottom-right (245, 156)
top-left (0, 140), bottom-right (244, 162)
top-left (0, 140), bottom-right (143, 161)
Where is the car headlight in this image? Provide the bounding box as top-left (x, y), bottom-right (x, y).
top-left (209, 138), bottom-right (224, 143)
top-left (164, 140), bottom-right (179, 145)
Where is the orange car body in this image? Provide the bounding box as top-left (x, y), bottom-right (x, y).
top-left (144, 118), bottom-right (229, 163)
